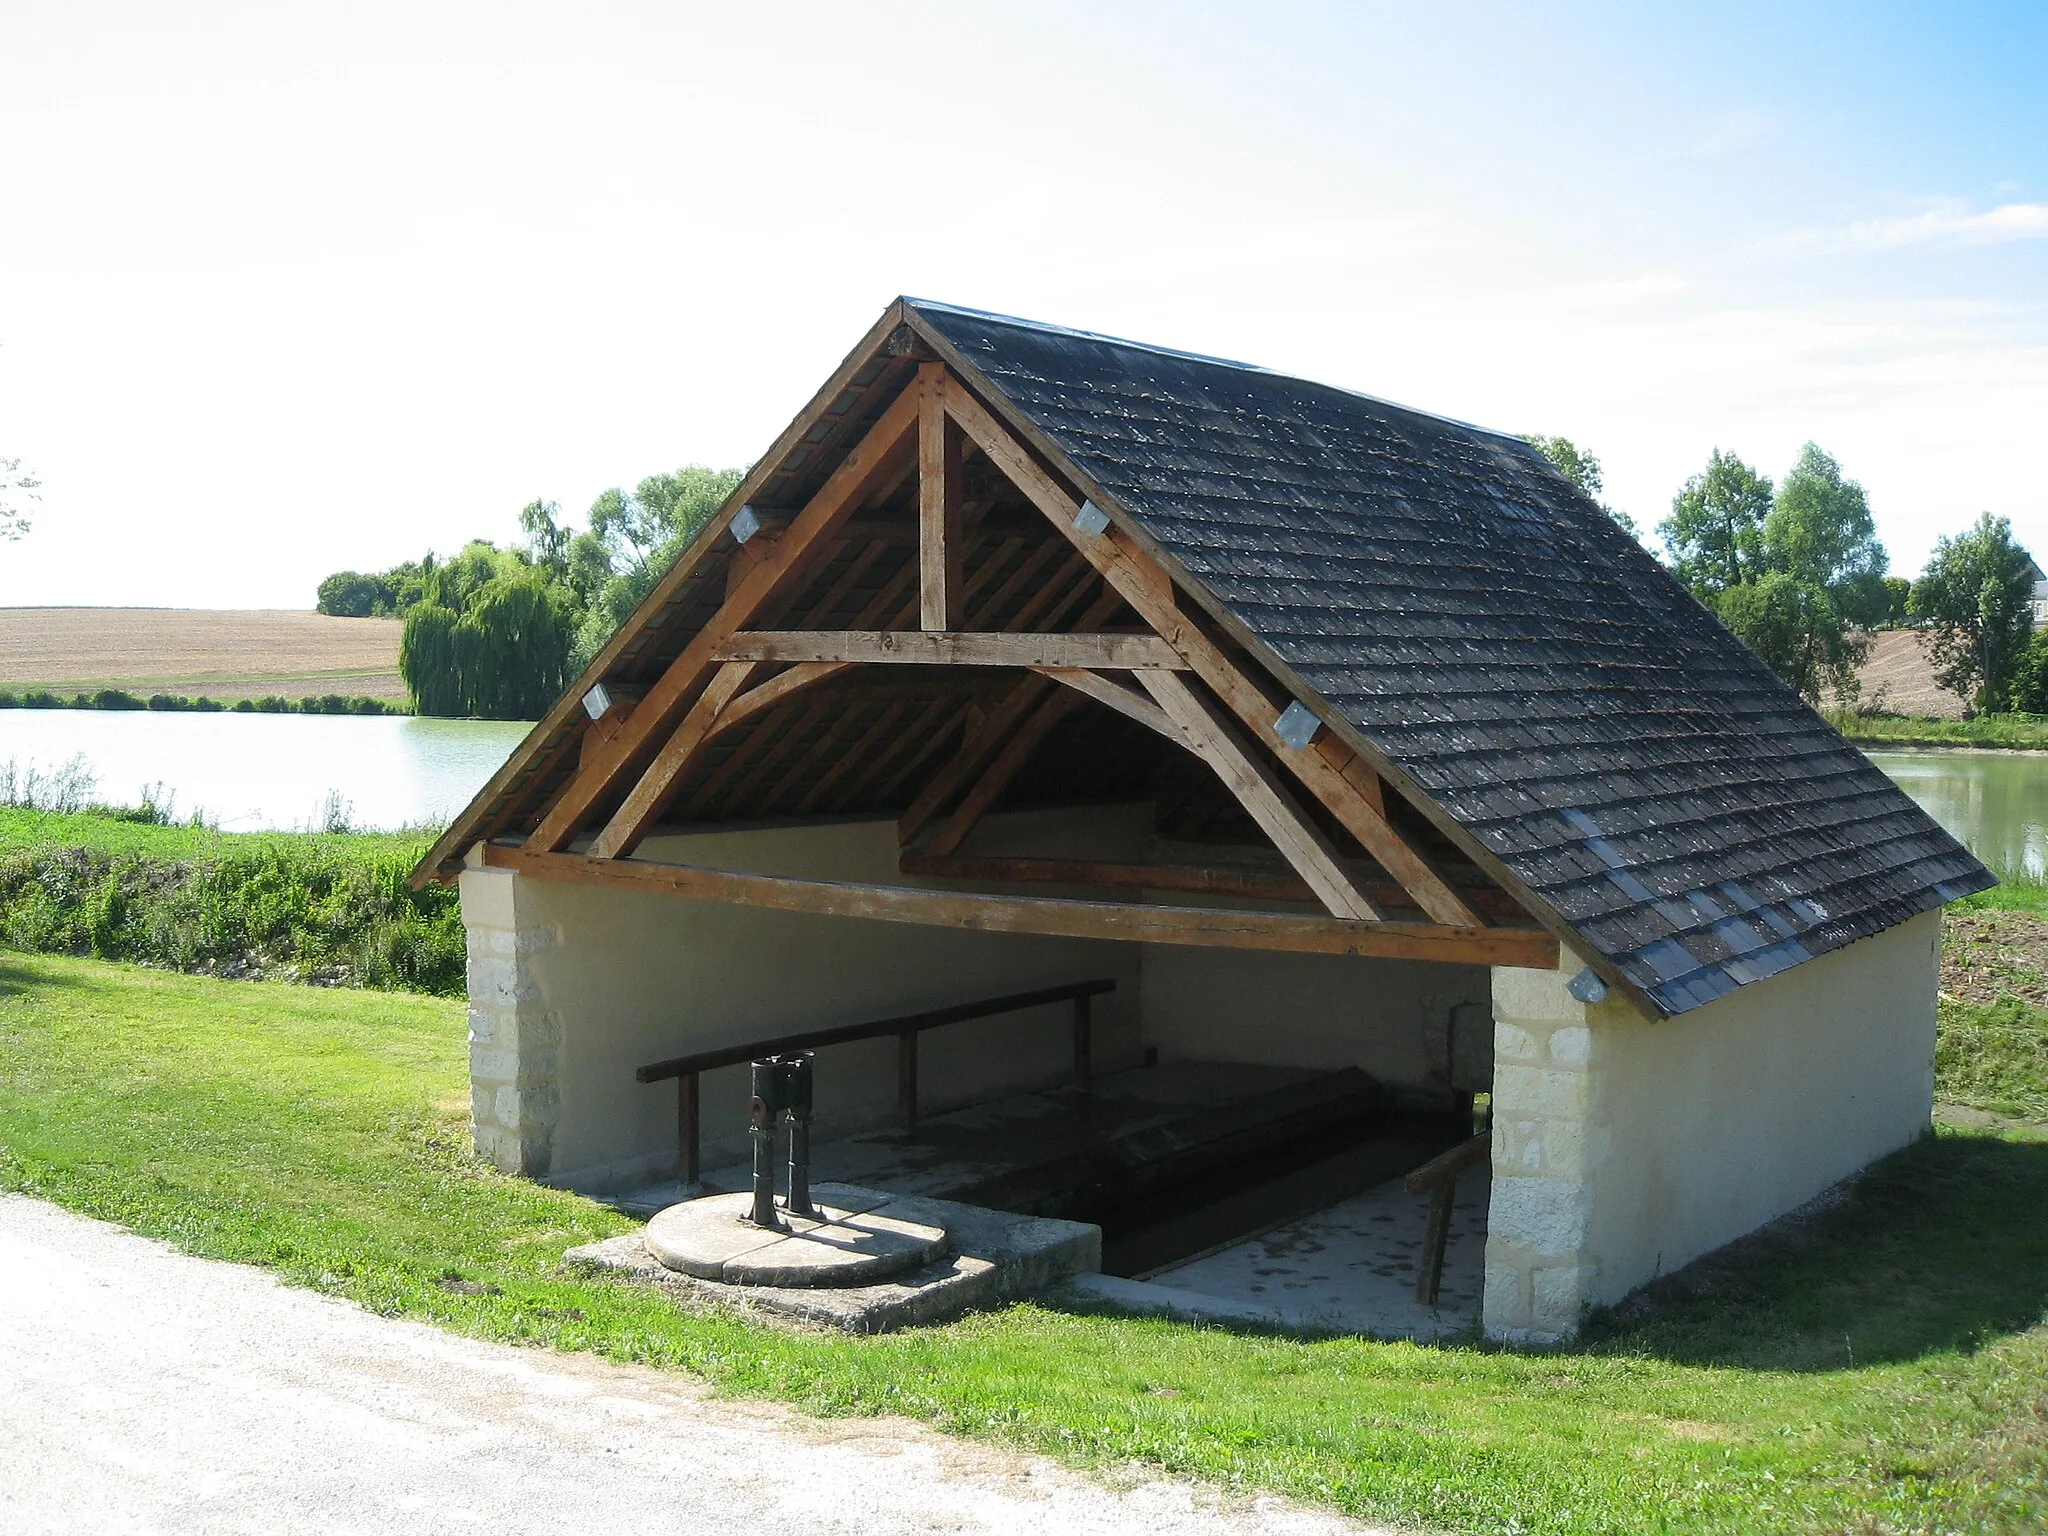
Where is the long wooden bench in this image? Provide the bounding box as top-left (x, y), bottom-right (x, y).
top-left (636, 978), bottom-right (1117, 1185)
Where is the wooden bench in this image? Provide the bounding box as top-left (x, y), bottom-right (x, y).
top-left (1404, 1132), bottom-right (1490, 1305)
top-left (636, 978), bottom-right (1117, 1185)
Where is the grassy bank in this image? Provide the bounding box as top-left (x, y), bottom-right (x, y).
top-left (0, 808), bottom-right (460, 994)
top-left (1829, 709), bottom-right (2048, 751)
top-left (1, 949), bottom-right (2044, 1535)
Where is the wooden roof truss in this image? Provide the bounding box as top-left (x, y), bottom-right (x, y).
top-left (445, 344), bottom-right (1557, 970)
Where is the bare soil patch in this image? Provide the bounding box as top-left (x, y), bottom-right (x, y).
top-left (1855, 629), bottom-right (1966, 719)
top-left (1943, 910), bottom-right (2048, 1007)
top-left (0, 608), bottom-right (403, 701)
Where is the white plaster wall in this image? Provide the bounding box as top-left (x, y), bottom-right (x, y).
top-left (471, 804), bottom-right (1148, 1192)
top-left (1139, 944), bottom-right (1489, 1095)
top-left (1484, 908), bottom-right (1941, 1340)
top-left (1583, 908), bottom-right (1941, 1296)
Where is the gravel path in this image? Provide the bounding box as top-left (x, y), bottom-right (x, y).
top-left (0, 1196), bottom-right (1381, 1535)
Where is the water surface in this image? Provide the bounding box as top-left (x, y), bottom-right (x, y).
top-left (1864, 749), bottom-right (2047, 879)
top-left (0, 711), bottom-right (532, 831)
top-left (3, 712), bottom-right (2044, 875)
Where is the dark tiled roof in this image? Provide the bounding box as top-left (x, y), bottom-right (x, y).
top-left (911, 300), bottom-right (1992, 1015)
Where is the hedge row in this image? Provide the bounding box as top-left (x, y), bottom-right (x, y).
top-left (0, 689), bottom-right (403, 715)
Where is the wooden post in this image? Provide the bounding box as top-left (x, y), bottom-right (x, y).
top-left (918, 363), bottom-right (964, 631)
top-left (1072, 991), bottom-right (1093, 1087)
top-left (1416, 1184), bottom-right (1455, 1305)
top-left (897, 1030), bottom-right (919, 1129)
top-left (678, 1071), bottom-right (700, 1188)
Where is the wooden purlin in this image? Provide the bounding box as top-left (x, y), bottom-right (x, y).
top-left (1138, 671), bottom-right (1382, 922)
top-left (525, 377), bottom-right (925, 854)
top-left (937, 373), bottom-right (1487, 930)
top-left (484, 845), bottom-right (1561, 968)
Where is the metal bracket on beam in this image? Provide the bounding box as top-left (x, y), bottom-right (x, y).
top-left (1567, 966), bottom-right (1609, 1004)
top-left (1273, 700), bottom-right (1321, 751)
top-left (731, 504), bottom-right (763, 544)
top-left (582, 683), bottom-right (613, 721)
top-left (1071, 499), bottom-right (1111, 539)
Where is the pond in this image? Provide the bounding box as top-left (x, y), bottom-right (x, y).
top-left (1863, 749), bottom-right (2047, 880)
top-left (0, 710), bottom-right (533, 832)
top-left (2, 713), bottom-right (2044, 877)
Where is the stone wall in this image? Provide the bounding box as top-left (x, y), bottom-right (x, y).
top-left (459, 855), bottom-right (563, 1176)
top-left (1484, 909), bottom-right (1942, 1343)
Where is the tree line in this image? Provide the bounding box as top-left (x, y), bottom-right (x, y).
top-left (1528, 436), bottom-right (2043, 715)
top-left (323, 442), bottom-right (2037, 723)
top-left (317, 467), bottom-right (742, 718)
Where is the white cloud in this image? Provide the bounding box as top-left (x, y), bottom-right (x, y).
top-left (1801, 200), bottom-right (2048, 252)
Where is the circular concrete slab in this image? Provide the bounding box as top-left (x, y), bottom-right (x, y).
top-left (644, 1192), bottom-right (947, 1288)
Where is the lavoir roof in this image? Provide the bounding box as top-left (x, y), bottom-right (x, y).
top-left (421, 298), bottom-right (1992, 1016)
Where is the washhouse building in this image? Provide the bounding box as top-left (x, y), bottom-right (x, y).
top-left (417, 299), bottom-right (1990, 1342)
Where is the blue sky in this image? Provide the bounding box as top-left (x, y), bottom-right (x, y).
top-left (1, 0), bottom-right (2042, 607)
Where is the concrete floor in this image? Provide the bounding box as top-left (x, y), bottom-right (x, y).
top-left (1138, 1168), bottom-right (1488, 1339)
top-left (0, 1193), bottom-right (1384, 1535)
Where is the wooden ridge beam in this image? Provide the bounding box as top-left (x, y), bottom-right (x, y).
top-left (1139, 671), bottom-right (1381, 921)
top-left (528, 378), bottom-right (924, 853)
top-left (711, 630), bottom-right (1184, 669)
top-left (938, 373), bottom-right (1486, 929)
top-left (483, 844), bottom-right (1560, 968)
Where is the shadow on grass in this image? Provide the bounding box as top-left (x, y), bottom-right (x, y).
top-left (0, 951), bottom-right (96, 997)
top-left (1045, 1132), bottom-right (2048, 1371)
top-left (1582, 1130), bottom-right (2048, 1371)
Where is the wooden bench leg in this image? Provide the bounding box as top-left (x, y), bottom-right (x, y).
top-left (1073, 992), bottom-right (1092, 1086)
top-left (1415, 1181), bottom-right (1456, 1306)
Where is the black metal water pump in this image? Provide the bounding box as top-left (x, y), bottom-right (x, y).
top-left (744, 1051), bottom-right (817, 1229)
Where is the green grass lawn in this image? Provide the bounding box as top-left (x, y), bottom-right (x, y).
top-left (1827, 709), bottom-right (2048, 752)
top-left (1, 951), bottom-right (2044, 1534)
top-left (0, 806), bottom-right (433, 861)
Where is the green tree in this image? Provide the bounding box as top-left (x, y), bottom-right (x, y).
top-left (1910, 513), bottom-right (2039, 711)
top-left (398, 602), bottom-right (465, 716)
top-left (1713, 573), bottom-right (1860, 704)
top-left (1524, 435), bottom-right (1638, 537)
top-left (519, 500), bottom-right (569, 576)
top-left (1763, 444), bottom-right (1889, 626)
top-left (1, 456), bottom-right (39, 541)
top-left (1660, 450), bottom-right (1773, 598)
top-left (455, 574), bottom-right (575, 720)
top-left (1881, 575), bottom-right (1913, 626)
top-left (316, 570), bottom-right (396, 617)
top-left (571, 466), bottom-right (743, 669)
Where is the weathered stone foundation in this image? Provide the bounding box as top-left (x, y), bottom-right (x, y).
top-left (459, 858), bottom-right (562, 1177)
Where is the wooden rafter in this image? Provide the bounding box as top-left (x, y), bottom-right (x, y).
top-left (1138, 671), bottom-right (1381, 921)
top-left (918, 362), bottom-right (964, 631)
top-left (526, 376), bottom-right (924, 854)
top-left (711, 631), bottom-right (1185, 668)
top-left (485, 845), bottom-right (1558, 967)
top-left (897, 674), bottom-right (1051, 846)
top-left (926, 689), bottom-right (1081, 857)
top-left (797, 699), bottom-right (911, 814)
top-left (937, 373), bottom-right (1486, 929)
